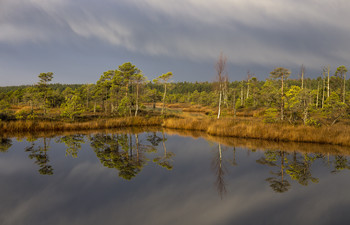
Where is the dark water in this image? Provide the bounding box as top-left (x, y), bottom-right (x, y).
top-left (1, 130), bottom-right (350, 225)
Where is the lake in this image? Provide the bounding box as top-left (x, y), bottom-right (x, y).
top-left (1, 129), bottom-right (350, 225)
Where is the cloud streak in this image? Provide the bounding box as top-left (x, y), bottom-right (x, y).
top-left (1, 0), bottom-right (350, 84)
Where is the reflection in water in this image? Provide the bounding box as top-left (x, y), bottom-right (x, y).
top-left (88, 132), bottom-right (171, 180)
top-left (332, 155), bottom-right (350, 173)
top-left (286, 152), bottom-right (319, 186)
top-left (3, 130), bottom-right (350, 225)
top-left (25, 137), bottom-right (53, 175)
top-left (212, 143), bottom-right (227, 199)
top-left (0, 137), bottom-right (12, 152)
top-left (255, 150), bottom-right (350, 193)
top-left (153, 131), bottom-right (175, 170)
top-left (89, 133), bottom-right (142, 180)
top-left (56, 134), bottom-right (85, 158)
top-left (257, 151), bottom-right (291, 193)
top-left (15, 130), bottom-right (350, 194)
top-left (229, 147), bottom-right (238, 167)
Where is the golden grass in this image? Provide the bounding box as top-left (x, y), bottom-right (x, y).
top-left (2, 113), bottom-right (350, 147)
top-left (0, 117), bottom-right (162, 134)
top-left (162, 118), bottom-right (213, 131)
top-left (167, 103), bottom-right (191, 108)
top-left (162, 118), bottom-right (350, 146)
top-left (163, 128), bottom-right (350, 156)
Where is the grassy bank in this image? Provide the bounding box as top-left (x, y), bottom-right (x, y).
top-left (0, 117), bottom-right (162, 134)
top-left (164, 128), bottom-right (350, 156)
top-left (2, 115), bottom-right (350, 146)
top-left (162, 118), bottom-right (350, 146)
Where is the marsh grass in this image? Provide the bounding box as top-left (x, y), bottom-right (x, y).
top-left (164, 128), bottom-right (350, 156)
top-left (162, 118), bottom-right (350, 146)
top-left (2, 113), bottom-right (350, 146)
top-left (0, 117), bottom-right (162, 134)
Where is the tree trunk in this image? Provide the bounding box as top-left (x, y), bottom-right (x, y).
top-left (217, 89), bottom-right (222, 119)
top-left (322, 73), bottom-right (325, 108)
top-left (240, 84), bottom-right (244, 106)
top-left (111, 103), bottom-right (114, 114)
top-left (161, 83), bottom-right (167, 115)
top-left (281, 75), bottom-right (284, 121)
top-left (343, 72), bottom-right (346, 103)
top-left (301, 67), bottom-right (304, 89)
top-left (94, 101), bottom-right (96, 115)
top-left (135, 82), bottom-right (139, 117)
top-left (233, 90), bottom-right (236, 119)
top-left (303, 106), bottom-right (309, 125)
top-left (316, 82), bottom-right (319, 108)
top-left (246, 80), bottom-right (250, 99)
top-left (327, 66), bottom-right (330, 98)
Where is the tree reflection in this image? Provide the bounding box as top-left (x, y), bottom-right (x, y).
top-left (90, 133), bottom-right (156, 180)
top-left (56, 134), bottom-right (85, 158)
top-left (147, 132), bottom-right (162, 147)
top-left (212, 143), bottom-right (227, 199)
top-left (286, 153), bottom-right (319, 186)
top-left (0, 137), bottom-right (12, 152)
top-left (331, 155), bottom-right (350, 173)
top-left (153, 131), bottom-right (175, 170)
top-left (25, 137), bottom-right (53, 175)
top-left (257, 150), bottom-right (331, 192)
top-left (229, 146), bottom-right (238, 167)
top-left (257, 151), bottom-right (290, 193)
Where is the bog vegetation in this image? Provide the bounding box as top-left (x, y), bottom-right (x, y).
top-left (1, 59), bottom-right (350, 145)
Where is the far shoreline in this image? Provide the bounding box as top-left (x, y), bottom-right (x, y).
top-left (1, 116), bottom-right (350, 147)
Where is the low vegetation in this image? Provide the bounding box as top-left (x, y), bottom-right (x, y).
top-left (163, 118), bottom-right (350, 146)
top-left (1, 60), bottom-right (350, 146)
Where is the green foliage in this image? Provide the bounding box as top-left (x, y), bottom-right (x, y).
top-left (15, 108), bottom-right (32, 120)
top-left (263, 108), bottom-right (279, 123)
top-left (60, 94), bottom-right (85, 121)
top-left (259, 80), bottom-right (279, 107)
top-left (305, 118), bottom-right (321, 127)
top-left (117, 96), bottom-right (131, 116)
top-left (0, 100), bottom-right (12, 120)
top-left (0, 100), bottom-right (10, 113)
top-left (2, 61), bottom-right (350, 125)
top-left (323, 92), bottom-right (348, 125)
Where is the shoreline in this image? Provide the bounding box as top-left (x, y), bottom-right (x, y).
top-left (1, 117), bottom-right (350, 146)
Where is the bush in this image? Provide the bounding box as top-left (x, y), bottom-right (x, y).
top-left (263, 108), bottom-right (279, 123)
top-left (305, 118), bottom-right (321, 127)
top-left (15, 108), bottom-right (32, 120)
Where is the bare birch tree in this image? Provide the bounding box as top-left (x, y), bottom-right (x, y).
top-left (215, 53), bottom-right (228, 119)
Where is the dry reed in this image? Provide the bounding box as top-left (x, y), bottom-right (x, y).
top-left (162, 118), bottom-right (350, 146)
top-left (0, 117), bottom-right (162, 134)
top-left (2, 116), bottom-right (350, 146)
top-left (163, 128), bottom-right (350, 156)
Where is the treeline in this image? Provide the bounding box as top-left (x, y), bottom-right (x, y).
top-left (0, 62), bottom-right (350, 126)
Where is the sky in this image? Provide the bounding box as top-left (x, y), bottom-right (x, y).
top-left (1, 0), bottom-right (350, 86)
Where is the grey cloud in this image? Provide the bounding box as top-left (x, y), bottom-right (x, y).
top-left (1, 0), bottom-right (350, 84)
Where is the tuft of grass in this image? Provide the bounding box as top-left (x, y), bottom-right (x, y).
top-left (162, 118), bottom-right (214, 131)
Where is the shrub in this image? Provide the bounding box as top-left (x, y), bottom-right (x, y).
top-left (263, 108), bottom-right (279, 123)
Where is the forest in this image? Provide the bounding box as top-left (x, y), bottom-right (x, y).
top-left (0, 61), bottom-right (350, 145)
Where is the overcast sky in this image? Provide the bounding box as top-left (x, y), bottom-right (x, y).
top-left (1, 0), bottom-right (350, 86)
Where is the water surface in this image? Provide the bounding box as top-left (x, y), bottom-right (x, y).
top-left (1, 130), bottom-right (350, 225)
